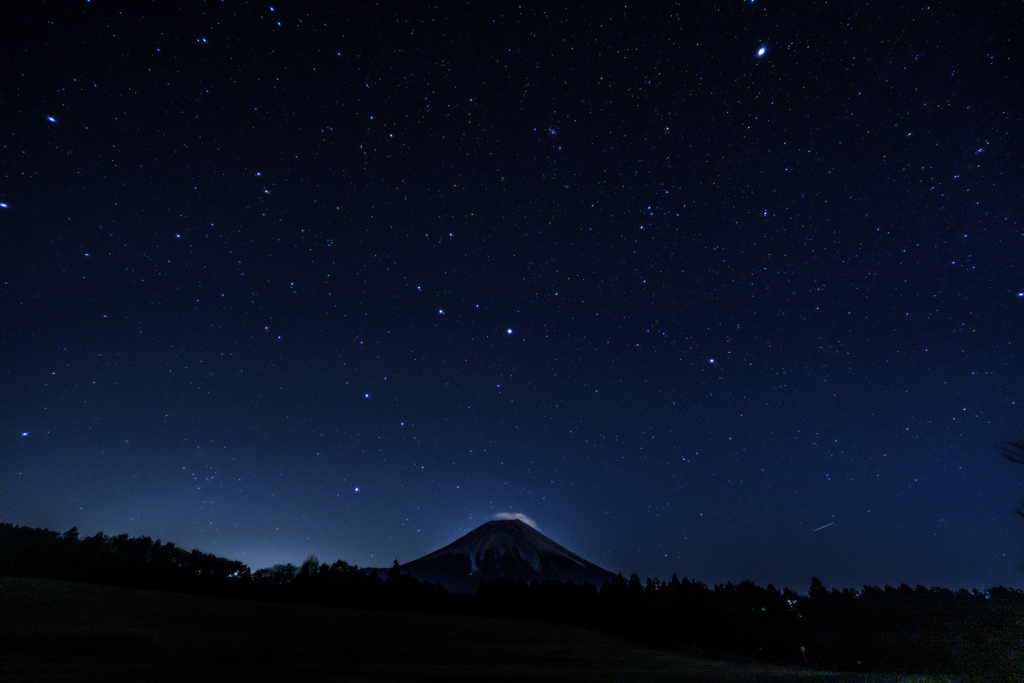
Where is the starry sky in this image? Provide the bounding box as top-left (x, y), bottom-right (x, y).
top-left (2, 1), bottom-right (1022, 591)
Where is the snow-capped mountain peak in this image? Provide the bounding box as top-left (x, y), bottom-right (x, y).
top-left (398, 519), bottom-right (615, 593)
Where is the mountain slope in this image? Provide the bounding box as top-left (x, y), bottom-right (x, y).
top-left (399, 520), bottom-right (616, 593)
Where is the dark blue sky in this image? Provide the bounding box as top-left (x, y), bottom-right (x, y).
top-left (2, 1), bottom-right (1022, 590)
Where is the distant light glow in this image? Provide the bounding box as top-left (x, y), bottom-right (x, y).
top-left (757, 46), bottom-right (767, 57)
top-left (47, 116), bottom-right (57, 123)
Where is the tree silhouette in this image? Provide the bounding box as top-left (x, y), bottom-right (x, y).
top-left (299, 554), bottom-right (320, 580)
top-left (1000, 437), bottom-right (1024, 573)
top-left (4, 519), bottom-right (1024, 678)
top-left (999, 438), bottom-right (1024, 520)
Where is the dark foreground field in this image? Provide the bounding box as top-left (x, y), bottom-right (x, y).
top-left (1, 577), bottom-right (951, 682)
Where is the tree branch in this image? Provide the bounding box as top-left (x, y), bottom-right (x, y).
top-left (998, 439), bottom-right (1024, 465)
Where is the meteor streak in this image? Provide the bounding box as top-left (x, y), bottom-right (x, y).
top-left (813, 522), bottom-right (835, 532)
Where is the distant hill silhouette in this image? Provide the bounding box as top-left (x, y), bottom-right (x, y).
top-left (397, 519), bottom-right (616, 593)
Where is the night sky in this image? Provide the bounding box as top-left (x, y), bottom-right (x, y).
top-left (2, 1), bottom-right (1022, 591)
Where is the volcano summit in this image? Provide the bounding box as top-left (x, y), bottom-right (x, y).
top-left (398, 519), bottom-right (616, 593)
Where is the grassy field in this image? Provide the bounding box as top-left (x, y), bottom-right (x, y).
top-left (0, 576), bottom-right (954, 682)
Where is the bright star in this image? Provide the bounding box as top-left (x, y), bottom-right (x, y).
top-left (506, 328), bottom-right (513, 334)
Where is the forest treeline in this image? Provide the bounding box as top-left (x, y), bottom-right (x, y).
top-left (2, 522), bottom-right (1020, 679)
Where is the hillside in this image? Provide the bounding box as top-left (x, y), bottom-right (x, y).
top-left (2, 576), bottom-right (896, 683)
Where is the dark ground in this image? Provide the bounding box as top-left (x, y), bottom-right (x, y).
top-left (0, 576), bottom-right (954, 682)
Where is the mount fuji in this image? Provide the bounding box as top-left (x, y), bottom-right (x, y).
top-left (398, 519), bottom-right (616, 593)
